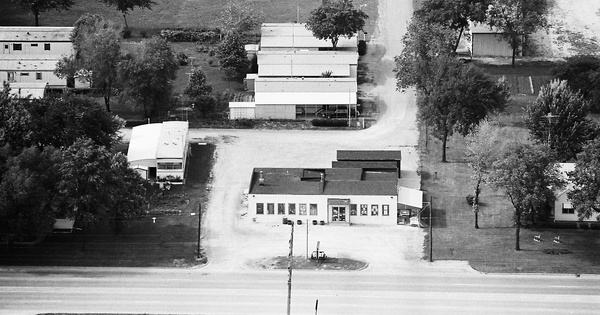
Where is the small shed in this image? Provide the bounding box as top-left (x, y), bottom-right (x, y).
top-left (470, 23), bottom-right (515, 57)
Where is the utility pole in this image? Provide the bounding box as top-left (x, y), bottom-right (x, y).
top-left (197, 203), bottom-right (202, 259)
top-left (306, 219), bottom-right (309, 259)
top-left (429, 196), bottom-right (433, 263)
top-left (287, 222), bottom-right (295, 315)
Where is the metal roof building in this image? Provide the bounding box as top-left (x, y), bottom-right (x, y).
top-left (260, 23), bottom-right (357, 51)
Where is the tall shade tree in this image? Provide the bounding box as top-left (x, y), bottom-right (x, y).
top-left (305, 0), bottom-right (368, 49)
top-left (216, 32), bottom-right (249, 81)
top-left (0, 86), bottom-right (33, 151)
top-left (100, 0), bottom-right (155, 30)
top-left (119, 36), bottom-right (179, 118)
top-left (416, 0), bottom-right (490, 52)
top-left (418, 56), bottom-right (509, 162)
top-left (0, 146), bottom-right (62, 243)
top-left (59, 138), bottom-right (146, 246)
top-left (28, 94), bottom-right (124, 149)
top-left (55, 14), bottom-right (122, 112)
top-left (567, 139), bottom-right (600, 221)
top-left (219, 0), bottom-right (263, 34)
top-left (525, 80), bottom-right (598, 162)
top-left (465, 120), bottom-right (503, 229)
top-left (489, 143), bottom-right (563, 251)
top-left (552, 54), bottom-right (600, 113)
top-left (12, 0), bottom-right (74, 26)
top-left (394, 16), bottom-right (456, 92)
top-left (486, 0), bottom-right (551, 67)
top-left (183, 68), bottom-right (215, 118)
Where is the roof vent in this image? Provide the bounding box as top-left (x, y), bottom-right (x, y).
top-left (320, 172), bottom-right (324, 182)
top-left (258, 171), bottom-right (265, 186)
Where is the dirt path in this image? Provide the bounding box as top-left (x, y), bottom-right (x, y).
top-left (195, 0), bottom-right (425, 273)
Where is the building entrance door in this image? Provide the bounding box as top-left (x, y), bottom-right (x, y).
top-left (331, 206), bottom-right (347, 222)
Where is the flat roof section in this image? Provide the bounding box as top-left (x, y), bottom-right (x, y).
top-left (337, 150), bottom-right (402, 161)
top-left (156, 121), bottom-right (189, 159)
top-left (260, 23), bottom-right (357, 49)
top-left (0, 27), bottom-right (74, 41)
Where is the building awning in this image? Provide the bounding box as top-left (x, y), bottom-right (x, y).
top-left (327, 198), bottom-right (351, 205)
top-left (398, 187), bottom-right (423, 208)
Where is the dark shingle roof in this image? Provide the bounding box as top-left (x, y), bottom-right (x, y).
top-left (249, 167), bottom-right (397, 196)
top-left (336, 150), bottom-right (401, 161)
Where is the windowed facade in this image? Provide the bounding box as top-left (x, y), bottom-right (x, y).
top-left (267, 203), bottom-right (274, 214)
top-left (309, 204), bottom-right (318, 215)
top-left (371, 205), bottom-right (378, 216)
top-left (562, 204), bottom-right (574, 214)
top-left (278, 203), bottom-right (285, 215)
top-left (257, 203), bottom-right (264, 215)
top-left (157, 162), bottom-right (182, 170)
top-left (350, 204), bottom-right (357, 216)
top-left (382, 205), bottom-right (389, 216)
top-left (288, 203), bottom-right (296, 215)
top-left (360, 204), bottom-right (368, 216)
top-left (299, 203), bottom-right (307, 215)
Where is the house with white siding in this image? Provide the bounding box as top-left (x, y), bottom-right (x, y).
top-left (230, 23), bottom-right (359, 120)
top-left (470, 23), bottom-right (515, 57)
top-left (0, 27), bottom-right (74, 97)
top-left (553, 163), bottom-right (597, 224)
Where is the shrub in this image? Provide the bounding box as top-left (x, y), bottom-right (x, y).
top-left (160, 28), bottom-right (222, 43)
top-left (140, 30), bottom-right (148, 38)
top-left (311, 119), bottom-right (349, 127)
top-left (234, 119), bottom-right (255, 128)
top-left (466, 194), bottom-right (475, 206)
top-left (176, 52), bottom-right (189, 66)
top-left (122, 28), bottom-right (132, 39)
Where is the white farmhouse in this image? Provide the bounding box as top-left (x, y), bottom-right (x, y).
top-left (553, 163), bottom-right (597, 224)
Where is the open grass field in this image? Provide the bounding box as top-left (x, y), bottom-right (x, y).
top-left (0, 143), bottom-right (215, 267)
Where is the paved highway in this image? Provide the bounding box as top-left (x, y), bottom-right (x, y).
top-left (1, 265), bottom-right (598, 315)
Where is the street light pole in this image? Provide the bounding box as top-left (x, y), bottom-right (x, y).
top-left (287, 222), bottom-right (294, 315)
top-left (197, 203), bottom-right (201, 259)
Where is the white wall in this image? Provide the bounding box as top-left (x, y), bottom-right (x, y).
top-left (554, 192), bottom-right (596, 222)
top-left (1, 42), bottom-right (73, 56)
top-left (249, 194), bottom-right (398, 225)
top-left (255, 104), bottom-right (295, 119)
top-left (9, 70), bottom-right (66, 85)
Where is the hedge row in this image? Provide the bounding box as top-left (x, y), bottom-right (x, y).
top-left (160, 28), bottom-right (222, 43)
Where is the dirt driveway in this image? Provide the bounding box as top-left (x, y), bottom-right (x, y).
top-left (191, 0), bottom-right (425, 273)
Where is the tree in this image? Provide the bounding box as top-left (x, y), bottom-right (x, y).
top-left (219, 0), bottom-right (263, 34)
top-left (0, 146), bottom-right (63, 243)
top-left (525, 80), bottom-right (598, 162)
top-left (489, 143), bottom-right (563, 251)
top-left (552, 54), bottom-right (600, 113)
top-left (394, 16), bottom-right (457, 92)
top-left (119, 36), bottom-right (179, 118)
top-left (59, 138), bottom-right (145, 246)
top-left (28, 94), bottom-right (124, 149)
top-left (216, 32), bottom-right (249, 81)
top-left (486, 0), bottom-right (551, 67)
top-left (183, 68), bottom-right (215, 118)
top-left (417, 56), bottom-right (509, 162)
top-left (55, 14), bottom-right (122, 112)
top-left (100, 0), bottom-right (155, 30)
top-left (416, 0), bottom-right (490, 52)
top-left (465, 120), bottom-right (503, 229)
top-left (567, 139), bottom-right (600, 221)
top-left (0, 85), bottom-right (33, 151)
top-left (12, 0), bottom-right (74, 26)
top-left (305, 0), bottom-right (368, 49)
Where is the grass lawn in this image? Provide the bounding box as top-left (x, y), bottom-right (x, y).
top-left (420, 109), bottom-right (600, 274)
top-left (0, 143), bottom-right (216, 267)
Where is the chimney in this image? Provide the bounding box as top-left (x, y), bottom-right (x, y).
top-left (258, 171), bottom-right (265, 186)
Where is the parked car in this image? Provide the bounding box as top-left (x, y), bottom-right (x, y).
top-left (317, 107), bottom-right (359, 119)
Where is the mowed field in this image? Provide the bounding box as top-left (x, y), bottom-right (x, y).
top-left (0, 0), bottom-right (379, 38)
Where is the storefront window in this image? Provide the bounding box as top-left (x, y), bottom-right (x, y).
top-left (267, 203), bottom-right (274, 214)
top-left (299, 203), bottom-right (307, 215)
top-left (350, 204), bottom-right (357, 216)
top-left (371, 205), bottom-right (379, 216)
top-left (309, 204), bottom-right (318, 215)
top-left (256, 203), bottom-right (264, 215)
top-left (382, 205), bottom-right (389, 216)
top-left (360, 204), bottom-right (368, 216)
top-left (278, 203), bottom-right (285, 215)
top-left (288, 203), bottom-right (296, 215)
